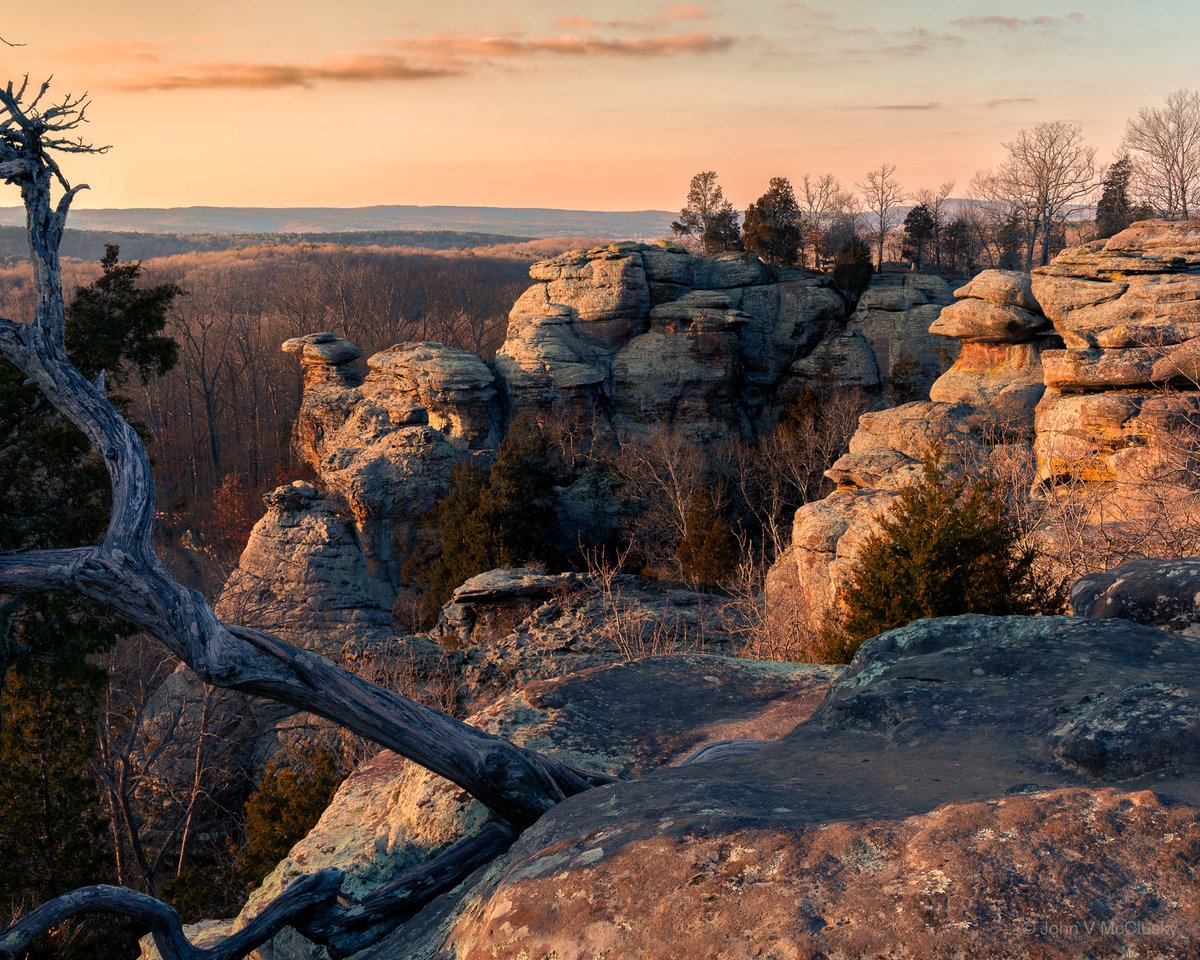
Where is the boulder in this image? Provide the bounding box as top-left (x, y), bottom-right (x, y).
top-left (1071, 556), bottom-right (1200, 637)
top-left (375, 615), bottom-right (1200, 960)
top-left (224, 654), bottom-right (841, 960)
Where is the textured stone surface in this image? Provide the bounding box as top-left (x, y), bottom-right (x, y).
top-left (231, 654), bottom-right (840, 960)
top-left (1071, 557), bottom-right (1200, 637)
top-left (366, 615), bottom-right (1200, 960)
top-left (772, 220), bottom-right (1200, 617)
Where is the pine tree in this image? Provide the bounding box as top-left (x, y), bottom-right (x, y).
top-left (901, 203), bottom-right (936, 269)
top-left (414, 416), bottom-right (560, 623)
top-left (741, 177), bottom-right (803, 268)
top-left (1095, 155), bottom-right (1135, 239)
top-left (0, 247), bottom-right (180, 956)
top-left (830, 236), bottom-right (873, 313)
top-left (832, 449), bottom-right (1063, 662)
top-left (676, 491), bottom-right (739, 588)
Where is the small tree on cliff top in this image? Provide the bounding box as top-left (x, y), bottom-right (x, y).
top-left (741, 177), bottom-right (803, 268)
top-left (672, 170), bottom-right (741, 255)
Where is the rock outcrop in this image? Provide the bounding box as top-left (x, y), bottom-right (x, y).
top-left (495, 244), bottom-right (848, 443)
top-left (768, 268), bottom-right (1058, 612)
top-left (769, 221), bottom-right (1200, 615)
top-left (282, 334), bottom-right (490, 588)
top-left (178, 654), bottom-right (840, 960)
top-left (177, 614), bottom-right (1200, 960)
top-left (1032, 220), bottom-right (1200, 532)
top-left (1071, 556), bottom-right (1200, 637)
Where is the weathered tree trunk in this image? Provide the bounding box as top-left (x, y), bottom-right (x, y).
top-left (0, 77), bottom-right (611, 960)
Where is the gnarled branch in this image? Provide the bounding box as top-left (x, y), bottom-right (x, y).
top-left (0, 76), bottom-right (611, 959)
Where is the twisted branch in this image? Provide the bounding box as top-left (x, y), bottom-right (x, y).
top-left (0, 77), bottom-right (611, 959)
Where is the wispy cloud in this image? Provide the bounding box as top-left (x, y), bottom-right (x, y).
top-left (875, 101), bottom-right (943, 111)
top-left (986, 96), bottom-right (1038, 107)
top-left (555, 4), bottom-right (713, 31)
top-left (845, 27), bottom-right (963, 57)
top-left (396, 30), bottom-right (735, 63)
top-left (116, 55), bottom-right (460, 91)
top-left (953, 13), bottom-right (1084, 30)
top-left (114, 27), bottom-right (738, 92)
top-left (785, 3), bottom-right (836, 21)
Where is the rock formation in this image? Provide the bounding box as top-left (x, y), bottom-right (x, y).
top-left (768, 268), bottom-right (1058, 612)
top-left (152, 615), bottom-right (1200, 959)
top-left (770, 219), bottom-right (1200, 615)
top-left (1032, 220), bottom-right (1200, 539)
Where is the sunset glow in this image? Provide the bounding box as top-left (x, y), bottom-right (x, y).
top-left (1, 0), bottom-right (1197, 211)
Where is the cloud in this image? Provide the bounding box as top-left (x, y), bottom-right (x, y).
top-left (875, 101), bottom-right (943, 111)
top-left (397, 30), bottom-right (735, 63)
top-left (785, 3), bottom-right (836, 21)
top-left (116, 55), bottom-right (461, 92)
top-left (952, 13), bottom-right (1084, 29)
top-left (844, 28), bottom-right (962, 57)
top-left (555, 4), bottom-right (713, 31)
top-left (986, 96), bottom-right (1038, 107)
top-left (114, 27), bottom-right (738, 92)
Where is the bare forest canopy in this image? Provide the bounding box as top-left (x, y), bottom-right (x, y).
top-left (0, 203), bottom-right (679, 238)
top-left (0, 225), bottom-right (534, 263)
top-left (0, 243), bottom-right (541, 534)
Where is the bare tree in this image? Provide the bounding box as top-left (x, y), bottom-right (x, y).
top-left (798, 173), bottom-right (855, 268)
top-left (1122, 89), bottom-right (1200, 219)
top-left (995, 122), bottom-right (1097, 269)
top-left (857, 164), bottom-right (905, 272)
top-left (0, 78), bottom-right (610, 960)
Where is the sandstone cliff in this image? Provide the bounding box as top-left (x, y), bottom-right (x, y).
top-left (768, 266), bottom-right (1059, 612)
top-left (769, 219), bottom-right (1200, 616)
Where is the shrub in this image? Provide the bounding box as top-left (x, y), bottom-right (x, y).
top-left (832, 448), bottom-right (1063, 661)
top-left (676, 491), bottom-right (739, 589)
top-left (413, 416), bottom-right (559, 623)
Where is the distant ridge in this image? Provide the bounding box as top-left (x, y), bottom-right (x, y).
top-left (0, 204), bottom-right (677, 239)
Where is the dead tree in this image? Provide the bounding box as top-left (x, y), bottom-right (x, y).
top-left (0, 77), bottom-right (612, 960)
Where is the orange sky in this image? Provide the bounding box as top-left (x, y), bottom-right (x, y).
top-left (1, 1), bottom-right (1196, 211)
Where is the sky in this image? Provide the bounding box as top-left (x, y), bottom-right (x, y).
top-left (0, 0), bottom-right (1197, 211)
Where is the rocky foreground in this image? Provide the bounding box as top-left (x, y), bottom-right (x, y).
top-left (147, 222), bottom-right (1200, 959)
top-left (168, 608), bottom-right (1200, 960)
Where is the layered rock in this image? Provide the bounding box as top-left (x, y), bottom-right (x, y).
top-left (845, 273), bottom-right (956, 397)
top-left (1031, 221), bottom-right (1200, 530)
top-left (495, 243), bottom-right (943, 444)
top-left (769, 269), bottom-right (1057, 611)
top-left (167, 614), bottom-right (1200, 960)
top-left (283, 333), bottom-right (486, 587)
top-left (179, 654), bottom-right (840, 960)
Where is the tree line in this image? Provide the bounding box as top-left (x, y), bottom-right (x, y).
top-left (671, 88), bottom-right (1200, 275)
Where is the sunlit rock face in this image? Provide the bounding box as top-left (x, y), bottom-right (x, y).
top-left (1031, 220), bottom-right (1200, 528)
top-left (769, 219), bottom-right (1200, 618)
top-left (494, 243), bottom-right (851, 445)
top-left (768, 266), bottom-right (1058, 614)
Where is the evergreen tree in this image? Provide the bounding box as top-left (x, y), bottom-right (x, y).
top-left (830, 236), bottom-right (874, 313)
top-left (0, 247), bottom-right (180, 957)
top-left (741, 177), bottom-right (803, 268)
top-left (1095, 155), bottom-right (1135, 239)
top-left (901, 203), bottom-right (936, 269)
top-left (676, 491), bottom-right (739, 588)
top-left (414, 416), bottom-right (560, 623)
top-left (832, 449), bottom-right (1063, 662)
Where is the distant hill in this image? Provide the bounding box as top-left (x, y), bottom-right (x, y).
top-left (0, 204), bottom-right (677, 239)
top-left (0, 226), bottom-right (538, 264)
